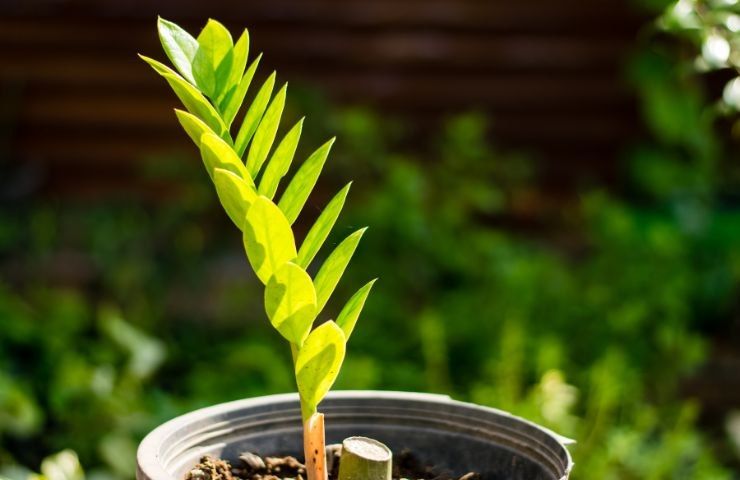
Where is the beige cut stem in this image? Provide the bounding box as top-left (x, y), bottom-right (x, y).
top-left (304, 412), bottom-right (327, 480)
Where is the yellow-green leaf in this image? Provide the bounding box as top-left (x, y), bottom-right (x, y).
top-left (192, 19), bottom-right (233, 98)
top-left (174, 109), bottom-right (218, 147)
top-left (258, 118), bottom-right (304, 199)
top-left (296, 182), bottom-right (351, 269)
top-left (335, 279), bottom-right (376, 340)
top-left (234, 72), bottom-right (276, 157)
top-left (246, 83), bottom-right (288, 177)
top-left (200, 133), bottom-right (250, 181)
top-left (314, 228), bottom-right (366, 314)
top-left (243, 196), bottom-right (297, 284)
top-left (217, 29), bottom-right (249, 108)
top-left (213, 168), bottom-right (257, 230)
top-left (264, 262), bottom-right (317, 345)
top-left (278, 138), bottom-right (335, 224)
top-left (295, 321), bottom-right (346, 417)
top-left (157, 17), bottom-right (198, 85)
top-left (222, 54), bottom-right (261, 128)
top-left (140, 55), bottom-right (226, 135)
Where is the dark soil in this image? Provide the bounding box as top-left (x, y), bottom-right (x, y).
top-left (186, 449), bottom-right (479, 480)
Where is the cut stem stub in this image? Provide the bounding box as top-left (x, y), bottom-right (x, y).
top-left (338, 436), bottom-right (392, 480)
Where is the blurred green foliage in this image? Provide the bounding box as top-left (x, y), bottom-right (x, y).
top-left (2, 2), bottom-right (740, 479)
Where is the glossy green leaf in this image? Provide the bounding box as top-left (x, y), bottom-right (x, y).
top-left (335, 279), bottom-right (376, 340)
top-left (246, 83), bottom-right (288, 177)
top-left (235, 72), bottom-right (276, 157)
top-left (174, 109), bottom-right (217, 147)
top-left (200, 133), bottom-right (250, 181)
top-left (243, 196), bottom-right (297, 284)
top-left (296, 183), bottom-right (351, 269)
top-left (314, 228), bottom-right (366, 314)
top-left (192, 19), bottom-right (233, 98)
top-left (217, 29), bottom-right (249, 108)
top-left (264, 262), bottom-right (317, 345)
top-left (140, 55), bottom-right (226, 135)
top-left (295, 321), bottom-right (346, 416)
top-left (222, 54), bottom-right (261, 128)
top-left (277, 138), bottom-right (335, 224)
top-left (258, 118), bottom-right (304, 199)
top-left (157, 17), bottom-right (198, 84)
top-left (213, 168), bottom-right (257, 230)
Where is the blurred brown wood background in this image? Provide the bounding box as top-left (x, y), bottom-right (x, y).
top-left (0, 0), bottom-right (645, 198)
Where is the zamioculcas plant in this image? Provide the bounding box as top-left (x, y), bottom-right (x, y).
top-left (141, 17), bottom-right (376, 480)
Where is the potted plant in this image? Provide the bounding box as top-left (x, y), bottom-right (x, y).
top-left (137, 18), bottom-right (573, 480)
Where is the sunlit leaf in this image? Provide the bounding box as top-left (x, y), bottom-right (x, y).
top-left (192, 19), bottom-right (233, 98)
top-left (335, 279), bottom-right (376, 340)
top-left (278, 138), bottom-right (335, 224)
top-left (243, 196), bottom-right (297, 284)
top-left (213, 168), bottom-right (257, 230)
top-left (222, 54), bottom-right (262, 128)
top-left (157, 17), bottom-right (198, 84)
top-left (314, 228), bottom-right (366, 314)
top-left (217, 29), bottom-right (249, 108)
top-left (246, 83), bottom-right (288, 177)
top-left (174, 109), bottom-right (218, 147)
top-left (40, 450), bottom-right (84, 480)
top-left (296, 183), bottom-right (351, 269)
top-left (139, 55), bottom-right (226, 135)
top-left (200, 133), bottom-right (250, 180)
top-left (295, 321), bottom-right (346, 416)
top-left (264, 262), bottom-right (317, 345)
top-left (235, 72), bottom-right (276, 157)
top-left (258, 118), bottom-right (304, 199)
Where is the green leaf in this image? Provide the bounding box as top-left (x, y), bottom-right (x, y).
top-left (264, 262), bottom-right (317, 345)
top-left (200, 133), bottom-right (250, 181)
top-left (258, 118), bottom-right (304, 199)
top-left (157, 17), bottom-right (198, 85)
top-left (234, 72), bottom-right (276, 157)
top-left (140, 55), bottom-right (226, 135)
top-left (313, 228), bottom-right (366, 314)
top-left (40, 450), bottom-right (84, 480)
top-left (246, 83), bottom-right (288, 177)
top-left (217, 29), bottom-right (249, 108)
top-left (243, 196), bottom-right (297, 284)
top-left (278, 138), bottom-right (335, 224)
top-left (174, 109), bottom-right (218, 147)
top-left (335, 279), bottom-right (376, 340)
top-left (295, 321), bottom-right (346, 418)
top-left (296, 183), bottom-right (351, 269)
top-left (213, 168), bottom-right (257, 230)
top-left (222, 54), bottom-right (262, 128)
top-left (192, 19), bottom-right (233, 98)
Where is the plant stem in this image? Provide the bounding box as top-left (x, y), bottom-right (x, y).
top-left (304, 412), bottom-right (327, 480)
top-left (338, 437), bottom-right (392, 480)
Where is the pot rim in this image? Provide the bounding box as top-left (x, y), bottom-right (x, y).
top-left (138, 390), bottom-right (574, 480)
